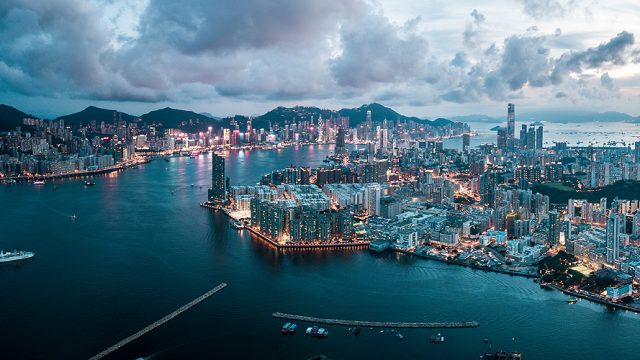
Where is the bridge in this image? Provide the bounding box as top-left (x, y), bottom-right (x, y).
top-left (89, 283), bottom-right (228, 360)
top-left (272, 312), bottom-right (479, 328)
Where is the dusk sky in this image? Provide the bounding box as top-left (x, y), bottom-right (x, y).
top-left (1, 0), bottom-right (639, 118)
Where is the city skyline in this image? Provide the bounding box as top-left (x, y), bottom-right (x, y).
top-left (1, 1), bottom-right (640, 118)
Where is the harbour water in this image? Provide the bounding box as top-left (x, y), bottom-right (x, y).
top-left (2, 143), bottom-right (640, 359)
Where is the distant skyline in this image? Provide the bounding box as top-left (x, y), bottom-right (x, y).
top-left (2, 0), bottom-right (640, 118)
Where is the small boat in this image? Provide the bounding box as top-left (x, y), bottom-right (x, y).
top-left (281, 322), bottom-right (291, 334)
top-left (306, 326), bottom-right (328, 338)
top-left (34, 180), bottom-right (45, 185)
top-left (84, 181), bottom-right (96, 186)
top-left (232, 220), bottom-right (244, 230)
top-left (430, 333), bottom-right (445, 343)
top-left (567, 296), bottom-right (578, 304)
top-left (0, 249), bottom-right (35, 263)
top-left (484, 338), bottom-right (489, 343)
top-left (289, 323), bottom-right (297, 334)
top-left (51, 186), bottom-right (58, 190)
top-left (165, 158), bottom-right (170, 162)
top-left (396, 333), bottom-right (403, 340)
top-left (353, 326), bottom-right (361, 335)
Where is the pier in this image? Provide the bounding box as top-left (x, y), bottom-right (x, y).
top-left (89, 283), bottom-right (228, 360)
top-left (272, 312), bottom-right (479, 328)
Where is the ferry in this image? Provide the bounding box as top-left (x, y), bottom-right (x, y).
top-left (84, 181), bottom-right (96, 186)
top-left (281, 322), bottom-right (292, 334)
top-left (232, 220), bottom-right (244, 230)
top-left (306, 326), bottom-right (328, 338)
top-left (289, 323), bottom-right (297, 334)
top-left (430, 333), bottom-right (445, 343)
top-left (1, 179), bottom-right (16, 184)
top-left (353, 326), bottom-right (362, 335)
top-left (567, 296), bottom-right (578, 304)
top-left (0, 249), bottom-right (35, 263)
top-left (34, 180), bottom-right (45, 185)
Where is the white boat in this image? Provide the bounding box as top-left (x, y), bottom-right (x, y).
top-left (0, 249), bottom-right (34, 263)
top-left (34, 180), bottom-right (45, 185)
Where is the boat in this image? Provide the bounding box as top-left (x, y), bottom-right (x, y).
top-left (0, 249), bottom-right (34, 263)
top-left (51, 185), bottom-right (58, 190)
top-left (480, 351), bottom-right (522, 360)
top-left (396, 333), bottom-right (403, 340)
top-left (567, 296), bottom-right (578, 304)
top-left (84, 181), bottom-right (96, 186)
top-left (281, 322), bottom-right (292, 334)
top-left (289, 323), bottom-right (297, 334)
top-left (34, 180), bottom-right (45, 185)
top-left (306, 326), bottom-right (328, 338)
top-left (430, 333), bottom-right (445, 343)
top-left (353, 326), bottom-right (361, 335)
top-left (165, 158), bottom-right (170, 162)
top-left (232, 220), bottom-right (244, 230)
top-left (2, 179), bottom-right (16, 184)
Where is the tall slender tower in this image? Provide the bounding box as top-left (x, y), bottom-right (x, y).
top-left (209, 153), bottom-right (226, 205)
top-left (606, 213), bottom-right (621, 264)
top-left (507, 103), bottom-right (515, 150)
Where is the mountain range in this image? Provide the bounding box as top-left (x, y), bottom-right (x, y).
top-left (4, 102), bottom-right (639, 133)
top-left (0, 103), bottom-right (458, 132)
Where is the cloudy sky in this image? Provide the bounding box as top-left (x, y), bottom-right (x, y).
top-left (1, 0), bottom-right (640, 118)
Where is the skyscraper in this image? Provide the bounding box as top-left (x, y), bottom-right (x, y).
top-left (209, 153), bottom-right (226, 204)
top-left (606, 213), bottom-right (621, 264)
top-left (527, 125), bottom-right (536, 149)
top-left (536, 126), bottom-right (543, 149)
top-left (335, 128), bottom-right (347, 156)
top-left (507, 103), bottom-right (515, 150)
top-left (462, 133), bottom-right (470, 154)
top-left (497, 127), bottom-right (507, 151)
top-left (365, 110), bottom-right (372, 141)
top-left (519, 124), bottom-right (527, 149)
top-left (548, 210), bottom-right (561, 244)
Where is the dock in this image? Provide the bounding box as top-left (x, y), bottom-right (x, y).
top-left (272, 312), bottom-right (479, 328)
top-left (89, 283), bottom-right (228, 360)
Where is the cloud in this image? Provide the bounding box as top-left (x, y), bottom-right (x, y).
top-left (0, 0), bottom-right (637, 110)
top-left (463, 9), bottom-right (485, 48)
top-left (600, 72), bottom-right (616, 91)
top-left (518, 0), bottom-right (568, 19)
top-left (330, 14), bottom-right (429, 88)
top-left (551, 31), bottom-right (635, 83)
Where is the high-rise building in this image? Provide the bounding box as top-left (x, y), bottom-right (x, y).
top-left (497, 127), bottom-right (507, 151)
top-left (548, 210), bottom-right (561, 244)
top-left (209, 153), bottom-right (227, 204)
top-left (527, 125), bottom-right (536, 149)
top-left (366, 110), bottom-right (372, 141)
top-left (606, 213), bottom-right (621, 264)
top-left (519, 124), bottom-right (528, 149)
top-left (507, 103), bottom-right (515, 150)
top-left (536, 126), bottom-right (543, 149)
top-left (335, 128), bottom-right (347, 156)
top-left (462, 133), bottom-right (470, 154)
top-left (635, 141), bottom-right (640, 163)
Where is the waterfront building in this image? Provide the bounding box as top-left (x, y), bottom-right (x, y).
top-left (208, 153), bottom-right (227, 204)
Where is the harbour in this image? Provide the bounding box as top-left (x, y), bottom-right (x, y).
top-left (2, 146), bottom-right (640, 359)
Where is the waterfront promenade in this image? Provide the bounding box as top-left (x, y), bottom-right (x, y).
top-left (272, 312), bottom-right (479, 328)
top-left (88, 283), bottom-right (227, 360)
